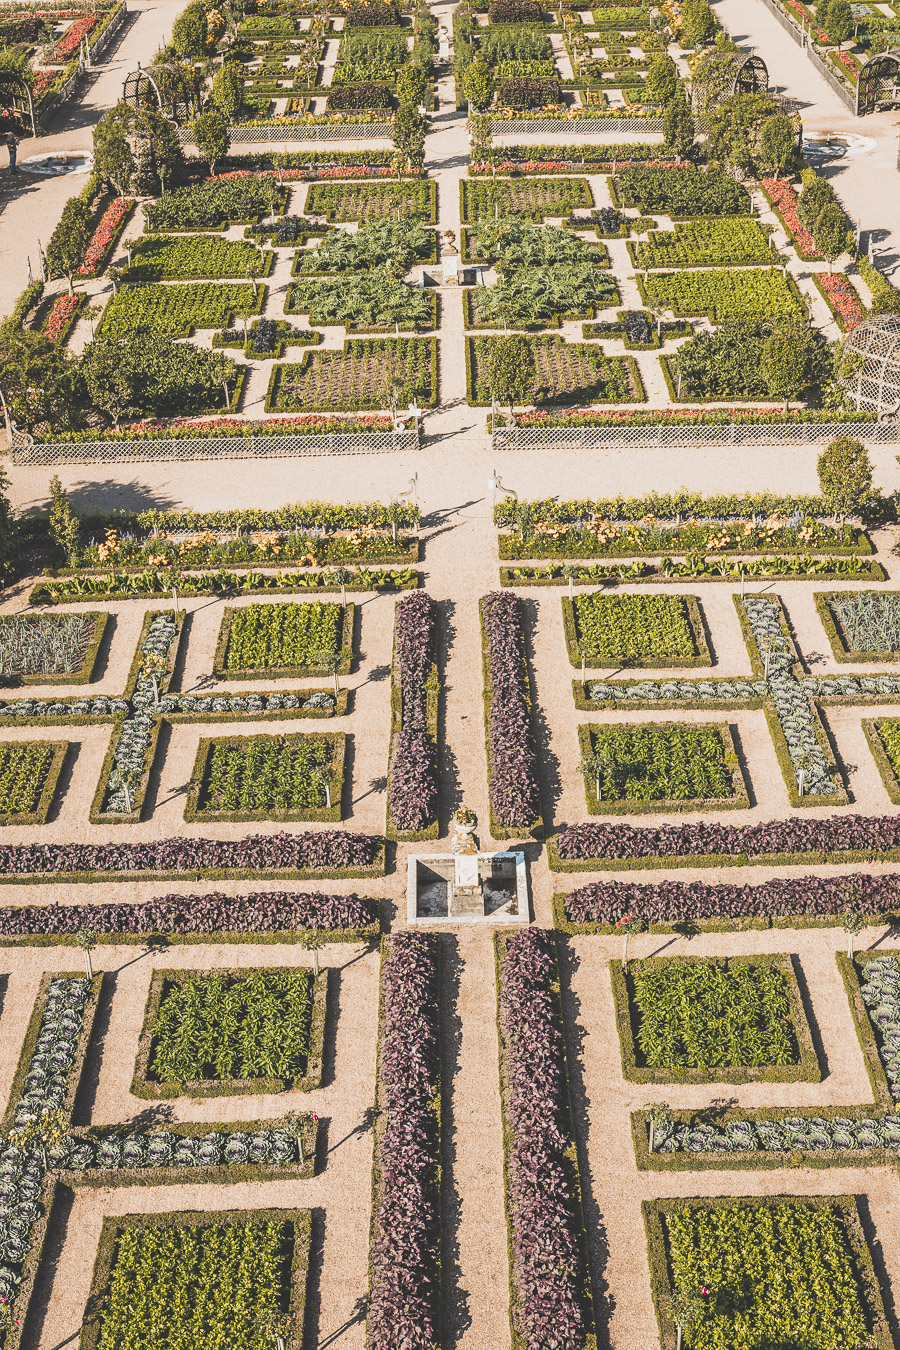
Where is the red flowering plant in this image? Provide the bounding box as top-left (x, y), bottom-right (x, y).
top-left (761, 178), bottom-right (820, 259)
top-left (50, 12), bottom-right (99, 62)
top-left (816, 271), bottom-right (865, 331)
top-left (77, 197), bottom-right (131, 277)
top-left (44, 293), bottom-right (81, 342)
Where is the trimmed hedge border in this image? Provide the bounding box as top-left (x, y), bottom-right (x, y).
top-left (560, 592), bottom-right (711, 669)
top-left (576, 721), bottom-right (751, 816)
top-left (571, 675), bottom-right (764, 713)
top-left (212, 600), bottom-right (356, 680)
top-left (814, 589), bottom-right (900, 663)
top-left (183, 730), bottom-right (347, 823)
top-left (610, 953), bottom-right (820, 1084)
top-left (131, 965), bottom-right (327, 1099)
top-left (32, 568), bottom-right (419, 607)
top-left (0, 739), bottom-right (70, 826)
top-left (642, 1194), bottom-right (892, 1350)
top-left (838, 950), bottom-right (896, 1110)
top-left (0, 611), bottom-right (110, 686)
top-left (79, 1206), bottom-right (312, 1350)
top-left (494, 930), bottom-right (597, 1350)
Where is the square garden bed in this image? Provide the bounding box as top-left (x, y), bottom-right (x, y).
top-left (266, 338), bottom-right (437, 412)
top-left (577, 720), bottom-right (749, 814)
top-left (862, 718), bottom-right (900, 806)
top-left (81, 1207), bottom-right (310, 1350)
top-left (466, 334), bottom-right (641, 406)
top-left (816, 591), bottom-right (900, 663)
top-left (0, 612), bottom-right (108, 686)
top-left (644, 1194), bottom-right (891, 1350)
top-left (611, 953), bottom-right (819, 1084)
top-left (0, 739), bottom-right (69, 825)
top-left (132, 966), bottom-right (326, 1098)
top-left (214, 601), bottom-right (354, 680)
top-left (185, 731), bottom-right (346, 822)
top-left (304, 179), bottom-right (437, 223)
top-left (460, 176), bottom-right (593, 223)
top-left (562, 593), bottom-right (710, 668)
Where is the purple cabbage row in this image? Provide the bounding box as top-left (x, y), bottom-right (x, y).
top-left (389, 592), bottom-right (438, 833)
top-left (565, 872), bottom-right (899, 926)
top-left (0, 830), bottom-right (377, 876)
top-left (0, 891), bottom-right (378, 937)
top-left (481, 592), bottom-right (541, 830)
top-left (499, 929), bottom-right (588, 1350)
top-left (368, 931), bottom-right (440, 1350)
top-left (556, 814), bottom-right (900, 863)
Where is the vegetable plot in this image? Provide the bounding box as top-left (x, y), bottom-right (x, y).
top-left (631, 217), bottom-right (774, 268)
top-left (638, 268), bottom-right (803, 322)
top-left (218, 601), bottom-right (347, 677)
top-left (388, 592), bottom-right (439, 836)
top-left (614, 165), bottom-right (751, 217)
top-left (578, 722), bottom-right (745, 809)
top-left (98, 282), bottom-right (263, 337)
top-left (188, 732), bottom-right (344, 821)
top-left (628, 957), bottom-right (798, 1070)
top-left (92, 1214), bottom-right (301, 1350)
top-left (462, 176), bottom-right (593, 223)
top-left (270, 338), bottom-right (437, 411)
top-left (0, 740), bottom-right (68, 824)
top-left (148, 969), bottom-right (314, 1086)
top-left (568, 593), bottom-right (701, 666)
top-left (144, 177), bottom-right (288, 231)
top-left (124, 234), bottom-right (275, 281)
top-left (653, 1198), bottom-right (878, 1350)
top-left (304, 180), bottom-right (436, 222)
top-left (469, 335), bottom-right (635, 405)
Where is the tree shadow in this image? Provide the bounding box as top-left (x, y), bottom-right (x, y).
top-left (439, 934), bottom-right (470, 1347)
top-left (48, 740), bottom-right (83, 823)
top-left (555, 936), bottom-right (613, 1335)
top-left (20, 1182), bottom-right (75, 1350)
top-left (44, 478), bottom-right (180, 521)
top-left (789, 952), bottom-right (830, 1081)
top-left (855, 1193), bottom-right (900, 1347)
top-left (73, 970), bottom-right (117, 1126)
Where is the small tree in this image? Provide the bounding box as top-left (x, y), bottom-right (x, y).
top-left (825, 0), bottom-right (853, 42)
top-left (263, 1312), bottom-right (294, 1350)
top-left (462, 56), bottom-right (494, 111)
top-left (171, 1), bottom-right (207, 57)
top-left (48, 474), bottom-right (79, 565)
top-left (580, 744), bottom-right (614, 802)
top-left (108, 766), bottom-right (133, 814)
top-left (384, 499), bottom-right (405, 542)
top-left (211, 60), bottom-right (246, 120)
top-left (45, 197), bottom-right (92, 295)
top-left (396, 61), bottom-right (426, 108)
top-left (469, 111), bottom-right (495, 166)
top-left (670, 1287), bottom-right (707, 1350)
top-left (758, 113), bottom-right (795, 179)
top-left (331, 566), bottom-right (353, 608)
top-left (814, 200), bottom-right (848, 273)
top-left (647, 1100), bottom-right (671, 1153)
top-left (314, 647), bottom-right (345, 699)
top-left (9, 1108), bottom-right (68, 1169)
top-left (75, 928), bottom-right (97, 978)
top-left (663, 99), bottom-right (694, 159)
top-left (680, 0), bottom-right (716, 45)
top-left (840, 907), bottom-right (864, 958)
top-left (191, 108), bottom-right (230, 177)
top-left (392, 104), bottom-right (426, 174)
top-left (486, 333), bottom-right (536, 419)
top-left (92, 102), bottom-right (135, 195)
top-left (81, 336), bottom-right (139, 428)
top-left (645, 52), bottom-right (679, 105)
top-left (141, 649), bottom-right (169, 708)
top-left (616, 913), bottom-right (647, 966)
top-left (298, 926), bottom-right (325, 977)
top-left (817, 436), bottom-right (873, 522)
top-left (795, 748), bottom-right (817, 797)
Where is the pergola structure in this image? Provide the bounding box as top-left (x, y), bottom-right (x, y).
top-left (856, 50), bottom-right (900, 116)
top-left (122, 62), bottom-right (197, 122)
top-left (0, 70), bottom-right (36, 137)
top-left (691, 50), bottom-right (769, 114)
top-left (840, 313), bottom-right (900, 416)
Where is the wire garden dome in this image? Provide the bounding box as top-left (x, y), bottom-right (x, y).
top-left (122, 63), bottom-right (197, 123)
top-left (691, 50), bottom-right (769, 114)
top-left (856, 51), bottom-right (900, 116)
top-left (841, 314), bottom-right (900, 416)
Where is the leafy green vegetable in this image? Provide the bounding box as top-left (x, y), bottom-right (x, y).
top-left (572, 593), bottom-right (696, 663)
top-left (223, 601), bottom-right (342, 672)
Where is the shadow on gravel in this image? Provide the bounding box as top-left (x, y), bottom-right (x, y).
top-left (520, 594), bottom-right (561, 829)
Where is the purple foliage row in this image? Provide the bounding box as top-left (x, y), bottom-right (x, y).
top-left (556, 814), bottom-right (900, 863)
top-left (389, 592), bottom-right (438, 832)
top-left (0, 830), bottom-right (377, 876)
top-left (499, 929), bottom-right (588, 1350)
top-left (481, 592), bottom-right (541, 829)
top-left (0, 891), bottom-right (378, 937)
top-left (566, 872), bottom-right (898, 926)
top-left (368, 931), bottom-right (441, 1350)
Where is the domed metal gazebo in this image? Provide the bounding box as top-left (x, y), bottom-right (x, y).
top-left (856, 51), bottom-right (900, 116)
top-left (691, 49), bottom-right (769, 114)
top-left (122, 62), bottom-right (197, 123)
top-left (0, 70), bottom-right (36, 136)
top-left (841, 313), bottom-right (900, 416)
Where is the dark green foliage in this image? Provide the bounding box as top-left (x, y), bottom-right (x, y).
top-left (191, 109), bottom-right (230, 176)
top-left (0, 329), bottom-right (84, 433)
top-left (663, 99), bottom-right (694, 157)
top-left (81, 335), bottom-right (238, 425)
top-left (674, 321), bottom-right (830, 400)
top-left (45, 197), bottom-right (92, 291)
top-left (758, 113), bottom-right (796, 177)
top-left (462, 55), bottom-right (494, 109)
top-left (818, 437), bottom-right (875, 520)
top-left (486, 332), bottom-right (536, 412)
top-left (171, 2), bottom-right (208, 57)
top-left (644, 52), bottom-right (679, 104)
top-left (212, 61), bottom-right (245, 119)
top-left (615, 164), bottom-right (750, 216)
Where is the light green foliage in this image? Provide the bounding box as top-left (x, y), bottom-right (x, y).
top-left (272, 338), bottom-right (436, 411)
top-left (572, 593), bottom-right (696, 662)
top-left (0, 741), bottom-right (56, 817)
top-left (224, 601), bottom-right (342, 671)
top-left (81, 334), bottom-right (237, 422)
top-left (191, 108), bottom-right (230, 175)
top-left (299, 218), bottom-right (431, 273)
top-left (98, 282), bottom-right (261, 337)
top-left (680, 0), bottom-right (716, 44)
top-left (664, 1202), bottom-right (869, 1349)
top-left (289, 272), bottom-right (432, 329)
top-left (126, 234), bottom-right (271, 281)
top-left (584, 723), bottom-right (733, 802)
top-left (211, 60), bottom-right (246, 119)
top-left (633, 218), bottom-right (773, 269)
top-left (462, 55), bottom-right (494, 110)
top-left (171, 1), bottom-right (207, 57)
top-left (474, 215), bottom-right (607, 270)
top-left (45, 196), bottom-right (92, 290)
top-left (829, 592), bottom-right (900, 654)
top-left (48, 474), bottom-right (79, 564)
top-left (199, 733), bottom-right (336, 814)
top-left (758, 112), bottom-right (796, 177)
top-left (875, 719), bottom-right (900, 775)
top-left (640, 268), bottom-right (802, 322)
top-left (644, 51), bottom-right (679, 104)
top-left (631, 958), bottom-right (797, 1068)
top-left (96, 1219), bottom-right (291, 1350)
top-left (615, 165), bottom-right (750, 217)
top-left (463, 175), bottom-right (592, 221)
top-left (813, 200), bottom-right (848, 267)
top-left (485, 332), bottom-right (536, 411)
top-left (817, 436), bottom-right (874, 520)
top-left (151, 970), bottom-right (313, 1082)
top-left (663, 99), bottom-right (694, 157)
top-left (305, 179), bottom-right (433, 222)
top-left (474, 265), bottom-right (617, 327)
top-left (480, 23), bottom-right (552, 62)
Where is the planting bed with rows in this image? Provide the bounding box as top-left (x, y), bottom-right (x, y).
top-left (566, 592), bottom-right (705, 666)
top-left (578, 721), bottom-right (746, 811)
top-left (637, 267), bottom-right (803, 322)
top-left (270, 338), bottom-right (437, 411)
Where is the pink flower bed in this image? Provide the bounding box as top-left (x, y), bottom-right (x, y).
top-left (77, 197), bottom-right (130, 276)
top-left (210, 166), bottom-right (415, 184)
top-left (50, 13), bottom-right (99, 62)
top-left (817, 271), bottom-right (865, 330)
top-left (784, 0), bottom-right (829, 40)
top-left (761, 177), bottom-right (820, 258)
top-left (44, 294), bottom-right (80, 341)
